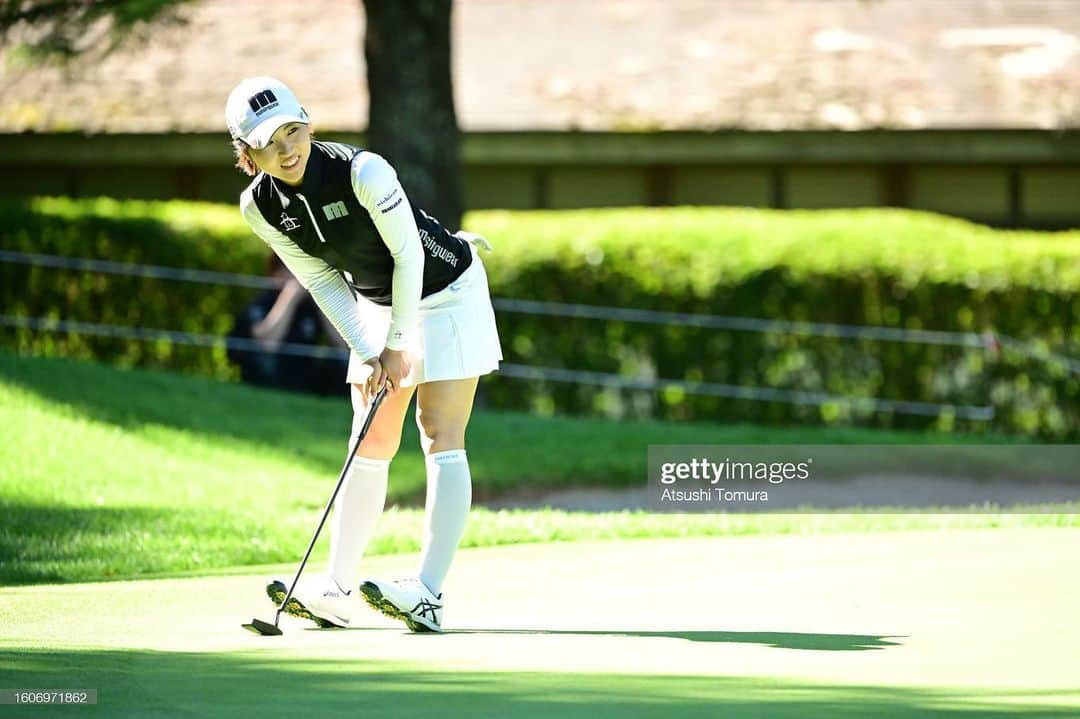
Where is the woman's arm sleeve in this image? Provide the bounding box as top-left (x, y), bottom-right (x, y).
top-left (240, 188), bottom-right (380, 362)
top-left (349, 151), bottom-right (424, 351)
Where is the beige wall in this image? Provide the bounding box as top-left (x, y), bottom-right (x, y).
top-left (1022, 168), bottom-right (1080, 225)
top-left (786, 167), bottom-right (883, 209)
top-left (463, 167), bottom-right (535, 210)
top-left (546, 167), bottom-right (649, 208)
top-left (670, 168), bottom-right (771, 207)
top-left (908, 167), bottom-right (1011, 223)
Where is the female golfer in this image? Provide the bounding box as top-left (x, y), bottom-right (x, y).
top-left (226, 76), bottom-right (501, 632)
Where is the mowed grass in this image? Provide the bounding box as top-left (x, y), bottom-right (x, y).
top-left (7, 650), bottom-right (1077, 719)
top-left (2, 350), bottom-right (1076, 585)
top-left (3, 532), bottom-right (1080, 717)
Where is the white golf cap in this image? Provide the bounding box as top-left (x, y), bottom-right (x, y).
top-left (225, 76), bottom-right (309, 149)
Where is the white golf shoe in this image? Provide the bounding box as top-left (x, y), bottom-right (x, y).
top-left (359, 577), bottom-right (444, 633)
top-left (266, 574), bottom-right (352, 628)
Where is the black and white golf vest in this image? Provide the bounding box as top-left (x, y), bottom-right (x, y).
top-left (247, 140), bottom-right (472, 306)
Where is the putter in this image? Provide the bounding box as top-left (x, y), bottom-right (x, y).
top-left (243, 385), bottom-right (389, 636)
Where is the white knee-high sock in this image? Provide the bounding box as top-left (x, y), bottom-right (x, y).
top-left (417, 449), bottom-right (472, 595)
top-left (328, 456), bottom-right (389, 591)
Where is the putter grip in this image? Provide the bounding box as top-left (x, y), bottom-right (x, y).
top-left (358, 386), bottom-right (387, 439)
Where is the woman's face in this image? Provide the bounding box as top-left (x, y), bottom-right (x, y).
top-left (248, 122), bottom-right (312, 186)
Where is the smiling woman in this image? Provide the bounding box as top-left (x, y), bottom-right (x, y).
top-left (224, 76), bottom-right (503, 634)
top-left (233, 122), bottom-right (312, 183)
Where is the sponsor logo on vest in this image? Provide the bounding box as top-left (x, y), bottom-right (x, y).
top-left (322, 201), bottom-right (349, 220)
top-left (419, 228), bottom-right (458, 267)
top-left (280, 212), bottom-right (300, 231)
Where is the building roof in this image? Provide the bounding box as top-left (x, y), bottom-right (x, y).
top-left (2, 0), bottom-right (1078, 134)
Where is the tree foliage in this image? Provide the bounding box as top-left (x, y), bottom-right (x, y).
top-left (0, 0), bottom-right (193, 59)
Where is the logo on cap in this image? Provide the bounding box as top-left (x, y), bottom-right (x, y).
top-left (248, 90), bottom-right (279, 115)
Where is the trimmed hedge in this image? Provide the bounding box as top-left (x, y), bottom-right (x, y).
top-left (470, 208), bottom-right (1079, 438)
top-left (0, 197), bottom-right (267, 379)
top-left (1, 198), bottom-right (1077, 437)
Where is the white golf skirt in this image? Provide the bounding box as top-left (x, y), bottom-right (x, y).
top-left (345, 243), bottom-right (503, 389)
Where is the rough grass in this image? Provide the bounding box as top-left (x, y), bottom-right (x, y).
top-left (2, 350), bottom-right (1074, 586)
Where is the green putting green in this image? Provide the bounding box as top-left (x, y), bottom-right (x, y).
top-left (2, 531), bottom-right (1078, 717)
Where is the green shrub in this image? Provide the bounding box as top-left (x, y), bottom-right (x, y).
top-left (468, 208), bottom-right (1079, 438)
top-left (1, 199), bottom-right (1076, 437)
top-left (0, 197), bottom-right (266, 379)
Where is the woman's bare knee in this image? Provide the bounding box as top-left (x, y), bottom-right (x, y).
top-left (352, 383), bottom-right (415, 460)
top-left (357, 427), bottom-right (401, 459)
top-left (415, 410), bottom-right (466, 452)
top-left (415, 378), bottom-right (478, 454)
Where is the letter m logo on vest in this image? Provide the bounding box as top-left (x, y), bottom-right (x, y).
top-left (322, 201), bottom-right (349, 221)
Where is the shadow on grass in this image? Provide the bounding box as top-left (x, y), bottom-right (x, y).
top-left (0, 501), bottom-right (274, 586)
top-left (0, 351), bottom-right (358, 472)
top-left (1, 648), bottom-right (1075, 718)
top-left (446, 628), bottom-right (902, 651)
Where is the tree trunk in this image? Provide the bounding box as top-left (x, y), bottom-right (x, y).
top-left (363, 0), bottom-right (462, 231)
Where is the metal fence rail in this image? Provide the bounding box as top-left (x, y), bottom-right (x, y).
top-left (0, 314), bottom-right (346, 360)
top-left (0, 314), bottom-right (995, 420)
top-left (496, 363), bottom-right (994, 420)
top-left (4, 249), bottom-right (1077, 374)
top-left (3, 250), bottom-right (1075, 418)
top-left (0, 250), bottom-right (277, 290)
top-left (0, 250), bottom-right (998, 346)
top-left (492, 297), bottom-right (990, 348)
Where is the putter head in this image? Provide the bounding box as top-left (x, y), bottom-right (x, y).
top-left (242, 618), bottom-right (283, 636)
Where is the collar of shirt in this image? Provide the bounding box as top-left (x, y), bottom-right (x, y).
top-left (300, 141), bottom-right (330, 193)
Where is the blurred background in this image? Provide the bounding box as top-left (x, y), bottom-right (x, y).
top-left (1, 0), bottom-right (1077, 444)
